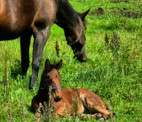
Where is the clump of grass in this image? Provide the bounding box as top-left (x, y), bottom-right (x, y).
top-left (5, 57), bottom-right (13, 122)
top-left (34, 87), bottom-right (57, 122)
top-left (110, 0), bottom-right (129, 3)
top-left (105, 32), bottom-right (120, 53)
top-left (34, 103), bottom-right (43, 121)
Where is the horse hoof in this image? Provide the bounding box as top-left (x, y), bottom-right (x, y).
top-left (77, 56), bottom-right (88, 62)
top-left (98, 117), bottom-right (105, 121)
top-left (81, 57), bottom-right (88, 62)
top-left (29, 86), bottom-right (33, 90)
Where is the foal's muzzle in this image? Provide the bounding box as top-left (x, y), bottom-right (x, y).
top-left (54, 96), bottom-right (62, 102)
top-left (53, 88), bottom-right (62, 102)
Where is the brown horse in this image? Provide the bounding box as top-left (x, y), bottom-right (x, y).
top-left (0, 0), bottom-right (89, 89)
top-left (32, 59), bottom-right (115, 120)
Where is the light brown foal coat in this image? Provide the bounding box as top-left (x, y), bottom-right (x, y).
top-left (54, 88), bottom-right (110, 117)
top-left (32, 88), bottom-right (111, 120)
top-left (32, 60), bottom-right (112, 120)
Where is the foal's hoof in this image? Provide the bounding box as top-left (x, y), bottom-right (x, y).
top-left (98, 117), bottom-right (105, 121)
top-left (80, 114), bottom-right (88, 120)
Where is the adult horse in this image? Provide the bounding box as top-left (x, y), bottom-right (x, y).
top-left (0, 0), bottom-right (89, 89)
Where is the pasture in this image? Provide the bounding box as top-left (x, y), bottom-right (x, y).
top-left (0, 0), bottom-right (142, 121)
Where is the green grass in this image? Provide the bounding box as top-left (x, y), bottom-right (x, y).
top-left (0, 0), bottom-right (142, 121)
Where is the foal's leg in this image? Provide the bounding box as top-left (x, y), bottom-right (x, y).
top-left (30, 26), bottom-right (51, 89)
top-left (84, 96), bottom-right (110, 120)
top-left (20, 30), bottom-right (32, 75)
top-left (79, 89), bottom-right (110, 120)
top-left (56, 107), bottom-right (65, 116)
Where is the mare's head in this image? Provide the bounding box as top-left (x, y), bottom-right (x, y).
top-left (40, 59), bottom-right (63, 102)
top-left (55, 0), bottom-right (90, 62)
top-left (65, 10), bottom-right (90, 62)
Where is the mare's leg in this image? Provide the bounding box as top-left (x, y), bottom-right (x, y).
top-left (30, 26), bottom-right (51, 89)
top-left (20, 30), bottom-right (32, 75)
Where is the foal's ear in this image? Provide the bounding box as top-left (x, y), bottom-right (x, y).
top-left (45, 59), bottom-right (50, 70)
top-left (56, 60), bottom-right (63, 70)
top-left (78, 9), bottom-right (90, 21)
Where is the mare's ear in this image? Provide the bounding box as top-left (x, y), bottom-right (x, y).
top-left (45, 59), bottom-right (50, 70)
top-left (78, 9), bottom-right (90, 21)
top-left (56, 60), bottom-right (63, 70)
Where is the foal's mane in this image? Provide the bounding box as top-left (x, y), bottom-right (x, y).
top-left (55, 0), bottom-right (79, 28)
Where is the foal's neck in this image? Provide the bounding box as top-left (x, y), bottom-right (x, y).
top-left (55, 0), bottom-right (78, 29)
top-left (38, 88), bottom-right (49, 98)
top-left (38, 73), bottom-right (51, 99)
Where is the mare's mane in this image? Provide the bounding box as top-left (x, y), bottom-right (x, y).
top-left (55, 0), bottom-right (78, 28)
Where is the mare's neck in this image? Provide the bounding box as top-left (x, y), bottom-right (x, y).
top-left (55, 0), bottom-right (78, 29)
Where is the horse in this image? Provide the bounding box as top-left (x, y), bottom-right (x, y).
top-left (31, 59), bottom-right (115, 120)
top-left (0, 0), bottom-right (89, 89)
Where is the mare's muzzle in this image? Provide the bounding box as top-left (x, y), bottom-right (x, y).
top-left (73, 44), bottom-right (88, 62)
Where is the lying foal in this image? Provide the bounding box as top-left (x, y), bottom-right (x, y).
top-left (32, 59), bottom-right (114, 120)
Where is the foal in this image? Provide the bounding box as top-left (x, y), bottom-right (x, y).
top-left (32, 59), bottom-right (114, 120)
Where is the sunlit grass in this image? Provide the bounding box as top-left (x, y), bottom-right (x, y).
top-left (0, 0), bottom-right (142, 121)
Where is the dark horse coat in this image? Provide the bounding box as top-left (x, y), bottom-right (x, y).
top-left (0, 0), bottom-right (89, 88)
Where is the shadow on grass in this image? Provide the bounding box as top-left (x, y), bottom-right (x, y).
top-left (26, 104), bottom-right (34, 113)
top-left (10, 59), bottom-right (22, 79)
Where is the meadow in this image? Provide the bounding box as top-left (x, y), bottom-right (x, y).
top-left (0, 0), bottom-right (142, 121)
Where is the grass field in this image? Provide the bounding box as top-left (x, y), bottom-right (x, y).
top-left (0, 0), bottom-right (142, 121)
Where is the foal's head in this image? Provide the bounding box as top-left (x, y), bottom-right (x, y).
top-left (40, 59), bottom-right (63, 102)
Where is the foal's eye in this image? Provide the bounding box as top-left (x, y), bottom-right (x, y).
top-left (47, 77), bottom-right (52, 83)
top-left (49, 78), bottom-right (52, 82)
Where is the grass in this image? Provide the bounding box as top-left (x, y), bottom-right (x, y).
top-left (0, 0), bottom-right (142, 121)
